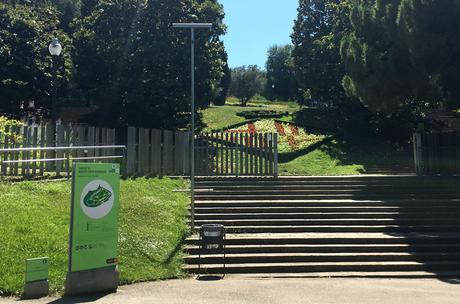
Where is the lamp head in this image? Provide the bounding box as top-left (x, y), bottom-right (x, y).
top-left (49, 38), bottom-right (62, 56)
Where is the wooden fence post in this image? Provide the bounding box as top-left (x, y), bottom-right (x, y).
top-left (163, 130), bottom-right (174, 175)
top-left (126, 127), bottom-right (136, 176)
top-left (274, 132), bottom-right (278, 177)
top-left (413, 132), bottom-right (423, 175)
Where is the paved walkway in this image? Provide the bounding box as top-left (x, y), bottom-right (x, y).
top-left (2, 277), bottom-right (460, 304)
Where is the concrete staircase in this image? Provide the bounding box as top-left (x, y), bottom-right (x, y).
top-left (184, 176), bottom-right (460, 278)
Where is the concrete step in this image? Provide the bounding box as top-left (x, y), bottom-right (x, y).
top-left (185, 244), bottom-right (460, 255)
top-left (194, 206), bottom-right (460, 213)
top-left (194, 212), bottom-right (460, 220)
top-left (195, 176), bottom-right (421, 182)
top-left (195, 194), bottom-right (460, 200)
top-left (194, 200), bottom-right (460, 208)
top-left (184, 252), bottom-right (460, 264)
top-left (184, 232), bottom-right (460, 245)
top-left (193, 218), bottom-right (460, 226)
top-left (194, 185), bottom-right (460, 192)
top-left (188, 176), bottom-right (460, 277)
top-left (185, 261), bottom-right (460, 274)
top-left (196, 271), bottom-right (460, 278)
top-left (194, 225), bottom-right (460, 233)
top-left (195, 176), bottom-right (457, 184)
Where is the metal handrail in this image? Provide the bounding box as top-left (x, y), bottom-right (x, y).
top-left (0, 145), bottom-right (126, 178)
top-left (0, 145), bottom-right (126, 153)
top-left (2, 155), bottom-right (124, 164)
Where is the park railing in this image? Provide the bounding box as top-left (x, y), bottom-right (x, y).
top-left (195, 132), bottom-right (278, 176)
top-left (126, 128), bottom-right (279, 177)
top-left (0, 145), bottom-right (126, 178)
top-left (1, 124), bottom-right (279, 178)
top-left (0, 124), bottom-right (117, 178)
top-left (413, 132), bottom-right (460, 175)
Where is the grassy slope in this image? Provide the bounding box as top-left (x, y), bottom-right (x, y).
top-left (0, 178), bottom-right (189, 295)
top-left (200, 98), bottom-right (298, 131)
top-left (278, 137), bottom-right (413, 176)
top-left (201, 99), bottom-right (413, 175)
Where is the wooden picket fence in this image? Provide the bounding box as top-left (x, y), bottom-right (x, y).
top-left (0, 124), bottom-right (116, 177)
top-left (413, 132), bottom-right (460, 175)
top-left (126, 128), bottom-right (278, 176)
top-left (196, 132), bottom-right (278, 176)
top-left (126, 127), bottom-right (191, 176)
top-left (1, 125), bottom-right (279, 178)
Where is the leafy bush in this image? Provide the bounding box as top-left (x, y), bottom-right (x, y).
top-left (0, 116), bottom-right (22, 142)
top-left (237, 110), bottom-right (288, 120)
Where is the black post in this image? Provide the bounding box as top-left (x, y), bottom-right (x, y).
top-left (50, 55), bottom-right (58, 166)
top-left (51, 55), bottom-right (58, 134)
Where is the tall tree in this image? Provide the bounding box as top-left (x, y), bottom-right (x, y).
top-left (265, 44), bottom-right (296, 101)
top-left (229, 65), bottom-right (266, 106)
top-left (340, 0), bottom-right (460, 112)
top-left (292, 0), bottom-right (352, 107)
top-left (397, 0), bottom-right (460, 109)
top-left (72, 0), bottom-right (228, 128)
top-left (0, 3), bottom-right (72, 117)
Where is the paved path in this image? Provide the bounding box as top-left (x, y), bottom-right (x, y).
top-left (2, 277), bottom-right (460, 304)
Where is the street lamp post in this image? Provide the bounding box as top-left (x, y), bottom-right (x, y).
top-left (172, 23), bottom-right (212, 231)
top-left (48, 38), bottom-right (62, 137)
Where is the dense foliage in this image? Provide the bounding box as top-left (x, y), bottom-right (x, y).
top-left (0, 3), bottom-right (72, 118)
top-left (265, 45), bottom-right (297, 101)
top-left (292, 0), bottom-right (352, 107)
top-left (0, 1), bottom-right (229, 129)
top-left (293, 0), bottom-right (460, 112)
top-left (292, 0), bottom-right (460, 138)
top-left (229, 65), bottom-right (266, 106)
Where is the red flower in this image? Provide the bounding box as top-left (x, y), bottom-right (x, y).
top-left (287, 135), bottom-right (298, 149)
top-left (289, 124), bottom-right (299, 136)
top-left (274, 122), bottom-right (286, 136)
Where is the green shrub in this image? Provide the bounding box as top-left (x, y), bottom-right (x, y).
top-left (237, 110), bottom-right (288, 120)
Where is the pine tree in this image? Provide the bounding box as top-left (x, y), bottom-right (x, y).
top-left (340, 0), bottom-right (460, 112)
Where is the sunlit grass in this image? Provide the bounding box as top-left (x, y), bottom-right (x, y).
top-left (0, 178), bottom-right (189, 295)
top-left (201, 97), bottom-right (298, 131)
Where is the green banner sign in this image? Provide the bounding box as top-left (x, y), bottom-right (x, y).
top-left (69, 163), bottom-right (120, 272)
top-left (25, 257), bottom-right (49, 283)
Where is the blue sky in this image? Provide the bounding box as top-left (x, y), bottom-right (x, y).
top-left (220, 0), bottom-right (299, 69)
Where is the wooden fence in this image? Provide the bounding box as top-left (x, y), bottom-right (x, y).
top-left (126, 128), bottom-right (278, 177)
top-left (413, 132), bottom-right (460, 175)
top-left (1, 125), bottom-right (279, 178)
top-left (196, 132), bottom-right (278, 176)
top-left (126, 127), bottom-right (191, 176)
top-left (0, 124), bottom-right (116, 177)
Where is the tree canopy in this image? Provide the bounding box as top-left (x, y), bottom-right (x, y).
top-left (0, 3), bottom-right (72, 117)
top-left (265, 45), bottom-right (297, 101)
top-left (0, 0), bottom-right (229, 129)
top-left (341, 0), bottom-right (460, 112)
top-left (292, 0), bottom-right (352, 107)
top-left (229, 65), bottom-right (266, 106)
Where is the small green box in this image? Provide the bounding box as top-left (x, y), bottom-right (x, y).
top-left (25, 257), bottom-right (49, 283)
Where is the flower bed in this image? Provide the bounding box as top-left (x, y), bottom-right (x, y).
top-left (229, 119), bottom-right (327, 153)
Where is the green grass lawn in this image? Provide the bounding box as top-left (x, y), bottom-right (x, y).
top-left (279, 136), bottom-right (414, 175)
top-left (201, 99), bottom-right (414, 175)
top-left (200, 97), bottom-right (298, 131)
top-left (0, 178), bottom-right (189, 296)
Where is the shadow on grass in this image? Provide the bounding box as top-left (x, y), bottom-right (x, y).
top-left (162, 232), bottom-right (190, 266)
top-left (279, 132), bottom-right (414, 175)
top-left (278, 137), bottom-right (335, 163)
top-left (318, 136), bottom-right (414, 174)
